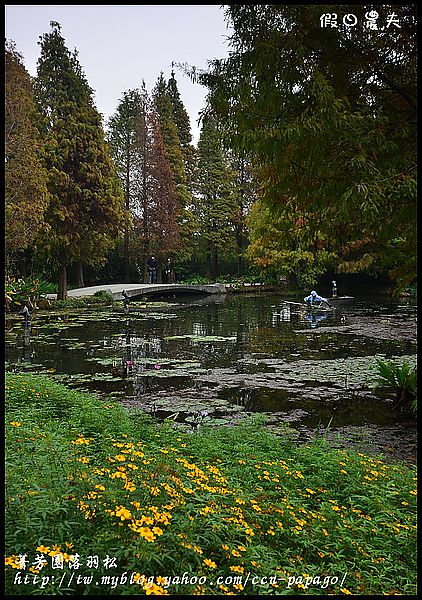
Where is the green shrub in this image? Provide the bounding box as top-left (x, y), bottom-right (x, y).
top-left (5, 276), bottom-right (54, 311)
top-left (93, 290), bottom-right (114, 301)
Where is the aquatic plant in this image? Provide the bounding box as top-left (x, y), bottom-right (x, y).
top-left (374, 359), bottom-right (417, 413)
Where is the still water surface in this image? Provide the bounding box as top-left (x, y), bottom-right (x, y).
top-left (5, 292), bottom-right (417, 462)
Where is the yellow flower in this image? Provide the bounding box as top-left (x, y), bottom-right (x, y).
top-left (230, 565), bottom-right (244, 573)
top-left (29, 566), bottom-right (41, 574)
top-left (203, 558), bottom-right (217, 569)
top-left (115, 506), bottom-right (132, 520)
top-left (71, 436), bottom-right (91, 445)
top-left (340, 588), bottom-right (352, 594)
top-left (144, 583), bottom-right (168, 595)
top-left (139, 527), bottom-right (156, 542)
top-left (36, 545), bottom-right (50, 553)
top-left (231, 549), bottom-right (241, 557)
top-left (9, 422), bottom-right (21, 427)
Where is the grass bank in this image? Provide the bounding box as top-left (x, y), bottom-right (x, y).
top-left (5, 373), bottom-right (417, 596)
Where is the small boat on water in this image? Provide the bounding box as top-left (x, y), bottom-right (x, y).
top-left (281, 296), bottom-right (354, 309)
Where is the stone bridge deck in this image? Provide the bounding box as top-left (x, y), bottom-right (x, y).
top-left (62, 283), bottom-right (227, 300)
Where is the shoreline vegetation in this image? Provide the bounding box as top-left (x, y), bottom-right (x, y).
top-left (5, 372), bottom-right (417, 596)
top-left (8, 283), bottom-right (283, 313)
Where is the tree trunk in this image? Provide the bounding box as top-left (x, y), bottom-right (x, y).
top-left (58, 262), bottom-right (68, 300)
top-left (237, 245), bottom-right (243, 277)
top-left (74, 261), bottom-right (85, 288)
top-left (124, 226), bottom-right (130, 283)
top-left (211, 248), bottom-right (219, 280)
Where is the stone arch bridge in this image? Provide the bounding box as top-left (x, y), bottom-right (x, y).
top-left (63, 283), bottom-right (227, 301)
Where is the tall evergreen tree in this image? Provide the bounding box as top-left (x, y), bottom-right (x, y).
top-left (195, 115), bottom-right (237, 278)
top-left (107, 90), bottom-right (142, 282)
top-left (5, 40), bottom-right (49, 273)
top-left (34, 21), bottom-right (125, 298)
top-left (167, 68), bottom-right (192, 149)
top-left (167, 69), bottom-right (198, 263)
top-left (227, 149), bottom-right (256, 275)
top-left (152, 73), bottom-right (195, 263)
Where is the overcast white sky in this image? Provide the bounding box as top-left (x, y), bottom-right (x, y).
top-left (5, 5), bottom-right (233, 145)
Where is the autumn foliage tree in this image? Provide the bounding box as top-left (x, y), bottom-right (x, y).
top-left (108, 84), bottom-right (180, 281)
top-left (5, 40), bottom-right (49, 273)
top-left (34, 22), bottom-right (125, 298)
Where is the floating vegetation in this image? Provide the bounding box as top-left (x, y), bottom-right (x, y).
top-left (137, 312), bottom-right (178, 320)
top-left (137, 367), bottom-right (207, 378)
top-left (114, 300), bottom-right (178, 309)
top-left (164, 334), bottom-right (237, 342)
top-left (237, 354), bottom-right (417, 389)
top-left (51, 372), bottom-right (132, 383)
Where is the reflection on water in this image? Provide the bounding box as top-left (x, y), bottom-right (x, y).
top-left (5, 291), bottom-right (417, 459)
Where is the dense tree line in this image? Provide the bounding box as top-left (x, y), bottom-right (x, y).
top-left (189, 4), bottom-right (416, 291)
top-left (5, 21), bottom-right (250, 293)
top-left (5, 7), bottom-right (416, 294)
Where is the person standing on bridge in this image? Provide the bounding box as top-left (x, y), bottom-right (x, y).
top-left (165, 258), bottom-right (176, 284)
top-left (147, 255), bottom-right (158, 284)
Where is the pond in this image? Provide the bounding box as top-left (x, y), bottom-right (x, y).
top-left (5, 291), bottom-right (417, 464)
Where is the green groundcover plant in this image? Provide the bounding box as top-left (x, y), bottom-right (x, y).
top-left (5, 373), bottom-right (417, 596)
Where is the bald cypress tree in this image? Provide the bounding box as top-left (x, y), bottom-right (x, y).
top-left (152, 73), bottom-right (186, 186)
top-left (167, 68), bottom-right (192, 149)
top-left (106, 89), bottom-right (141, 282)
top-left (108, 83), bottom-right (180, 281)
top-left (167, 70), bottom-right (198, 262)
top-left (195, 115), bottom-right (237, 278)
top-left (198, 5), bottom-right (417, 292)
top-left (5, 40), bottom-right (49, 273)
top-left (34, 21), bottom-right (124, 298)
top-left (152, 73), bottom-right (196, 263)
